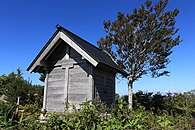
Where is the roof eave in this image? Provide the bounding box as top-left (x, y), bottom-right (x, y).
top-left (27, 30), bottom-right (60, 72)
top-left (27, 26), bottom-right (99, 73)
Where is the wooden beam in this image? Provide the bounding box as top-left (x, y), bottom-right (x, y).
top-left (48, 59), bottom-right (86, 67)
top-left (64, 67), bottom-right (69, 103)
top-left (42, 70), bottom-right (49, 112)
top-left (88, 65), bottom-right (94, 100)
top-left (65, 45), bottom-right (70, 60)
top-left (29, 32), bottom-right (61, 73)
top-left (59, 32), bottom-right (98, 67)
top-left (29, 31), bottom-right (99, 73)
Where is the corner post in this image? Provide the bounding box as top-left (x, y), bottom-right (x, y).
top-left (89, 65), bottom-right (94, 100)
top-left (64, 67), bottom-right (69, 103)
top-left (41, 61), bottom-right (49, 112)
top-left (64, 45), bottom-right (70, 104)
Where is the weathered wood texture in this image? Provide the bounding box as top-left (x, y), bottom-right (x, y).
top-left (46, 67), bottom-right (65, 112)
top-left (45, 41), bottom-right (67, 112)
top-left (45, 41), bottom-right (91, 112)
top-left (28, 26), bottom-right (124, 113)
top-left (93, 67), bottom-right (115, 106)
top-left (68, 62), bottom-right (91, 108)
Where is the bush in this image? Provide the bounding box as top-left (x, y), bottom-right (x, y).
top-left (0, 98), bottom-right (194, 129)
top-left (0, 69), bottom-right (43, 106)
top-left (0, 102), bottom-right (17, 129)
top-left (1, 69), bottom-right (194, 129)
top-left (0, 69), bottom-right (44, 129)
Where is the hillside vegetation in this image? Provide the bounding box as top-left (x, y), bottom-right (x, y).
top-left (0, 70), bottom-right (194, 129)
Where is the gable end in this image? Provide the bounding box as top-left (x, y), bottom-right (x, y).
top-left (27, 31), bottom-right (99, 73)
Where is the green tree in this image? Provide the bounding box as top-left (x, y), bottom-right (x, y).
top-left (98, 0), bottom-right (181, 109)
top-left (0, 75), bottom-right (9, 95)
top-left (0, 68), bottom-right (44, 105)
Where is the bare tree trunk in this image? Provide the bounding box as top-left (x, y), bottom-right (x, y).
top-left (128, 81), bottom-right (133, 109)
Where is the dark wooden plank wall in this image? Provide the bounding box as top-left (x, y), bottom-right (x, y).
top-left (93, 68), bottom-right (115, 106)
top-left (46, 40), bottom-right (67, 61)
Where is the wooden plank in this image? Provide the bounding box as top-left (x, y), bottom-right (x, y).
top-left (93, 67), bottom-right (116, 106)
top-left (69, 89), bottom-right (88, 94)
top-left (65, 44), bottom-right (70, 59)
top-left (69, 86), bottom-right (88, 90)
top-left (69, 67), bottom-right (87, 74)
top-left (64, 67), bottom-right (69, 103)
top-left (48, 74), bottom-right (64, 78)
top-left (69, 81), bottom-right (88, 86)
top-left (48, 75), bottom-right (64, 81)
top-left (68, 94), bottom-right (88, 101)
top-left (47, 101), bottom-right (64, 106)
top-left (47, 93), bottom-right (64, 97)
top-left (47, 87), bottom-right (64, 94)
top-left (48, 77), bottom-right (65, 82)
top-left (42, 72), bottom-right (49, 111)
top-left (69, 88), bottom-right (89, 93)
top-left (49, 68), bottom-right (65, 75)
top-left (47, 94), bottom-right (64, 102)
top-left (69, 83), bottom-right (89, 89)
top-left (88, 65), bottom-right (94, 100)
top-left (48, 73), bottom-right (65, 78)
top-left (60, 31), bottom-right (98, 67)
top-left (47, 107), bottom-right (64, 113)
top-left (69, 101), bottom-right (82, 104)
top-left (70, 73), bottom-right (88, 78)
top-left (69, 89), bottom-right (89, 94)
top-left (47, 106), bottom-right (64, 111)
top-left (69, 77), bottom-right (89, 82)
top-left (29, 32), bottom-right (61, 73)
top-left (70, 70), bottom-right (88, 77)
top-left (48, 80), bottom-right (65, 87)
top-left (47, 98), bottom-right (65, 102)
top-left (48, 58), bottom-right (86, 67)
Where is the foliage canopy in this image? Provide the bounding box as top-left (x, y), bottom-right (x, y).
top-left (98, 0), bottom-right (181, 109)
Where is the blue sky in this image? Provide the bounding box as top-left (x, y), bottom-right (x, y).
top-left (0, 0), bottom-right (194, 95)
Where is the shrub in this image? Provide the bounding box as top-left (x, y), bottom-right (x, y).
top-left (0, 102), bottom-right (17, 128)
top-left (1, 97), bottom-right (194, 129)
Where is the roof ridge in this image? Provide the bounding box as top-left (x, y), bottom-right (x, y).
top-left (27, 24), bottom-right (127, 75)
top-left (56, 24), bottom-right (103, 52)
top-left (57, 25), bottom-right (127, 75)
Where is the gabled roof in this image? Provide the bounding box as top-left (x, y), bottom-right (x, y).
top-left (27, 24), bottom-right (127, 75)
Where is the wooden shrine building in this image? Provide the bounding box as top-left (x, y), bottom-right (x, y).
top-left (27, 25), bottom-right (126, 113)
